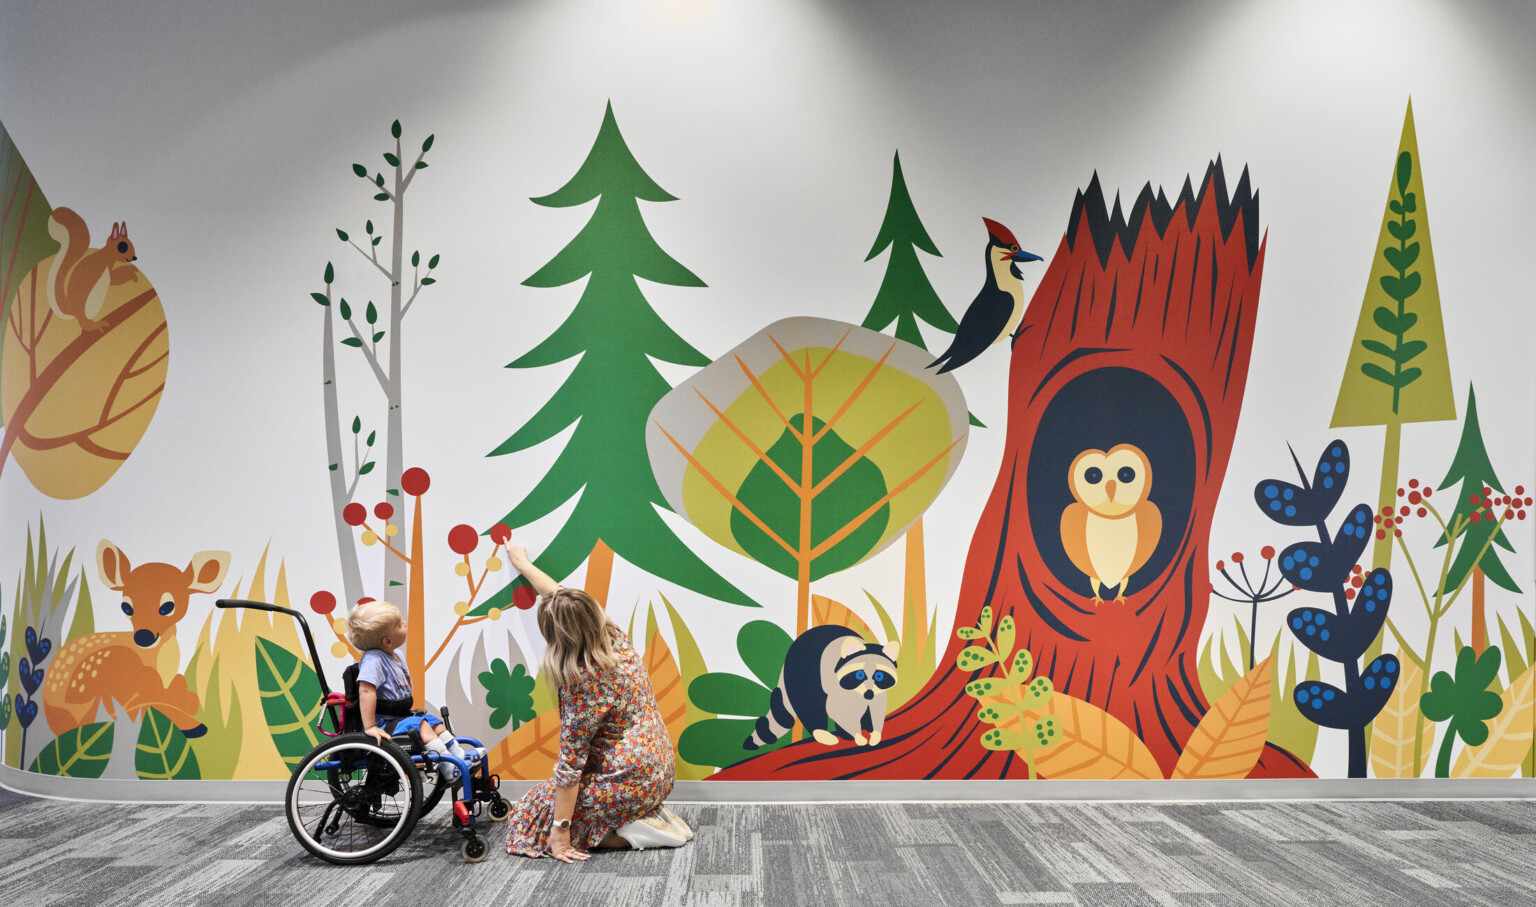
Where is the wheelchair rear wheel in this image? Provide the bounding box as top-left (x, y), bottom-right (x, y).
top-left (285, 733), bottom-right (423, 864)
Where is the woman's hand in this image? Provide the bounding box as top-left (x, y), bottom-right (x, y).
top-left (506, 545), bottom-right (530, 569)
top-left (364, 726), bottom-right (390, 744)
top-left (547, 827), bottom-right (589, 863)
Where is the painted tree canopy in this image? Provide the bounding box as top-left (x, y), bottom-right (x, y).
top-left (647, 317), bottom-right (969, 633)
top-left (484, 101), bottom-right (754, 611)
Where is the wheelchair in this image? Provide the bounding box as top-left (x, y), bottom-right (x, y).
top-left (217, 599), bottom-right (512, 864)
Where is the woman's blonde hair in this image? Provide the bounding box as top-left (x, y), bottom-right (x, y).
top-left (348, 600), bottom-right (402, 651)
top-left (536, 588), bottom-right (617, 688)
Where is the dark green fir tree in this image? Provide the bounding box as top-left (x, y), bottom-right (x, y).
top-left (1436, 384), bottom-right (1521, 652)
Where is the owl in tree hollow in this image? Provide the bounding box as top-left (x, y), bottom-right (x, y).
top-left (1060, 444), bottom-right (1162, 602)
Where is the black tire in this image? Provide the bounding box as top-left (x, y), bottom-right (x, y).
top-left (461, 835), bottom-right (488, 863)
top-left (487, 797), bottom-right (512, 821)
top-left (285, 733), bottom-right (422, 864)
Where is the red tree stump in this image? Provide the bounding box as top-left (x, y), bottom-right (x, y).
top-left (718, 159), bottom-right (1313, 781)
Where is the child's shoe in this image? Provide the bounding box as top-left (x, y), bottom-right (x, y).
top-left (614, 815), bottom-right (686, 850)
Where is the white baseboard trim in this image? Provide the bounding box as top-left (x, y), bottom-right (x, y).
top-left (5, 763), bottom-right (1534, 804)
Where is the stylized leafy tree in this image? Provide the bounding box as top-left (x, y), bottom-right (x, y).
top-left (648, 317), bottom-right (970, 635)
top-left (1331, 102), bottom-right (1456, 575)
top-left (309, 119), bottom-right (442, 609)
top-left (1256, 439), bottom-right (1399, 778)
top-left (311, 468), bottom-right (515, 708)
top-left (1435, 385), bottom-right (1522, 652)
top-left (956, 607), bottom-right (1059, 779)
top-left (1420, 645), bottom-right (1504, 778)
top-left (485, 102), bottom-right (752, 612)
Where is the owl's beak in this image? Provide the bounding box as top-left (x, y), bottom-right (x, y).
top-left (1104, 480), bottom-right (1117, 500)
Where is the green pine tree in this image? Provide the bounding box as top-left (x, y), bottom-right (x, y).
top-left (862, 151), bottom-right (957, 348)
top-left (1435, 385), bottom-right (1521, 650)
top-left (483, 102), bottom-right (754, 611)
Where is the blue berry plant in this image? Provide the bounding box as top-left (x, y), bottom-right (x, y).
top-left (1255, 440), bottom-right (1398, 778)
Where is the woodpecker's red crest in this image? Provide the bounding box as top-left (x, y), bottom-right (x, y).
top-left (983, 217), bottom-right (1019, 248)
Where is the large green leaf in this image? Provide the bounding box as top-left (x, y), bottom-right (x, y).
top-left (254, 636), bottom-right (325, 771)
top-left (738, 620), bottom-right (793, 689)
top-left (30, 722), bottom-right (113, 777)
top-left (136, 708), bottom-right (201, 780)
top-left (677, 717), bottom-right (789, 770)
top-left (688, 672), bottom-right (770, 717)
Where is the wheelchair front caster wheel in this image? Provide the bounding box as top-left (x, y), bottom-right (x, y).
top-left (462, 836), bottom-right (488, 863)
top-left (488, 797), bottom-right (512, 821)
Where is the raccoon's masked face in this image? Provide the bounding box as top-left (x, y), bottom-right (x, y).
top-left (838, 662), bottom-right (897, 701)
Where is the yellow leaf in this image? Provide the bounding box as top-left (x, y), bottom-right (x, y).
top-left (1452, 663), bottom-right (1536, 779)
top-left (1022, 693), bottom-right (1162, 780)
top-left (487, 708), bottom-right (561, 780)
top-left (644, 631), bottom-right (687, 744)
top-left (810, 594), bottom-right (875, 640)
top-left (2, 259), bottom-right (168, 498)
top-left (1370, 658), bottom-right (1434, 778)
top-left (1173, 656), bottom-right (1272, 780)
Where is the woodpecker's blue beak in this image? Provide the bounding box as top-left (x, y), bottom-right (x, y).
top-left (1007, 249), bottom-right (1043, 263)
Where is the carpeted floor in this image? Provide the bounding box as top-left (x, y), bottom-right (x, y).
top-left (3, 784), bottom-right (1533, 906)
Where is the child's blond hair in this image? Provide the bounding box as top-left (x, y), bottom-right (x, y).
top-left (348, 600), bottom-right (402, 651)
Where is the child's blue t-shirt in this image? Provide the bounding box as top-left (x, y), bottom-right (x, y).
top-left (357, 649), bottom-right (412, 704)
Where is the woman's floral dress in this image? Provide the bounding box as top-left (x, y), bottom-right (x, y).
top-left (505, 627), bottom-right (676, 856)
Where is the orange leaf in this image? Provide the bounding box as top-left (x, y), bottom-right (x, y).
top-left (644, 631), bottom-right (687, 743)
top-left (1173, 656), bottom-right (1272, 780)
top-left (1022, 693), bottom-right (1162, 780)
top-left (486, 707), bottom-right (561, 780)
top-left (810, 594), bottom-right (874, 640)
top-left (2, 260), bottom-right (167, 497)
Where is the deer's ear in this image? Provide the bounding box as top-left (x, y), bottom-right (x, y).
top-left (186, 550), bottom-right (232, 594)
top-left (98, 540), bottom-right (132, 590)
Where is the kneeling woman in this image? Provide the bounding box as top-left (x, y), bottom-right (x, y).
top-left (504, 545), bottom-right (691, 861)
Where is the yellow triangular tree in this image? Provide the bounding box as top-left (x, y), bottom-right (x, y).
top-left (1331, 100), bottom-right (1456, 571)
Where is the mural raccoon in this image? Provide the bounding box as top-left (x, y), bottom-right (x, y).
top-left (743, 625), bottom-right (899, 749)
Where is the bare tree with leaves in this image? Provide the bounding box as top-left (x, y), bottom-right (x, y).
top-left (309, 120), bottom-right (440, 607)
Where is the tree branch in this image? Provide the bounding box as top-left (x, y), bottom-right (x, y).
top-left (344, 317), bottom-right (391, 390)
top-left (655, 420), bottom-right (798, 559)
top-left (348, 239), bottom-right (392, 279)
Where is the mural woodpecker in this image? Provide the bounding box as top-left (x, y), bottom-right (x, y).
top-left (927, 217), bottom-right (1042, 373)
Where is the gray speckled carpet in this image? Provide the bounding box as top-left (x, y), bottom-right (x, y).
top-left (2, 785), bottom-right (1534, 906)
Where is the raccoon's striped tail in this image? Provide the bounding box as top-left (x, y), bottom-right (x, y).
top-left (742, 685), bottom-right (796, 750)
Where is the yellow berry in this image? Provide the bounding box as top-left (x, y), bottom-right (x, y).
top-left (332, 617), bottom-right (349, 634)
top-left (454, 562), bottom-right (471, 577)
top-left (331, 641), bottom-right (349, 658)
top-left (486, 556), bottom-right (503, 571)
top-left (385, 524), bottom-right (400, 537)
top-left (489, 608), bottom-right (503, 621)
top-left (361, 530), bottom-right (378, 546)
top-left (453, 601), bottom-right (469, 616)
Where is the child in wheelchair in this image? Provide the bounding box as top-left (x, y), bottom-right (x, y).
top-left (349, 600), bottom-right (473, 781)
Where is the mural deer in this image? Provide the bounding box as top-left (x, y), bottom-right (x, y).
top-left (41, 541), bottom-right (230, 738)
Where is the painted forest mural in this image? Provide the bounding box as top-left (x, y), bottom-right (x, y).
top-left (0, 82), bottom-right (1531, 791)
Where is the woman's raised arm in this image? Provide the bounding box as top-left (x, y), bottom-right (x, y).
top-left (507, 545), bottom-right (561, 597)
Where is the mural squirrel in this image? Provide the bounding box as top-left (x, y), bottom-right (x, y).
top-left (744, 625), bottom-right (899, 748)
top-left (45, 206), bottom-right (139, 333)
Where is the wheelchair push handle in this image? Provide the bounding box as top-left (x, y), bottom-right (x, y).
top-left (216, 598), bottom-right (335, 697)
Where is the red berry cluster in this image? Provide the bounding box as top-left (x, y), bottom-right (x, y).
top-left (1378, 478), bottom-right (1437, 538)
top-left (1469, 484), bottom-right (1529, 523)
top-left (1345, 564), bottom-right (1365, 601)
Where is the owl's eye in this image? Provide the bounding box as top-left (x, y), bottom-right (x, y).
top-left (1084, 467), bottom-right (1103, 484)
top-left (1118, 466), bottom-right (1136, 483)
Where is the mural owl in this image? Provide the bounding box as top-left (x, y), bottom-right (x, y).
top-left (1060, 443), bottom-right (1162, 602)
